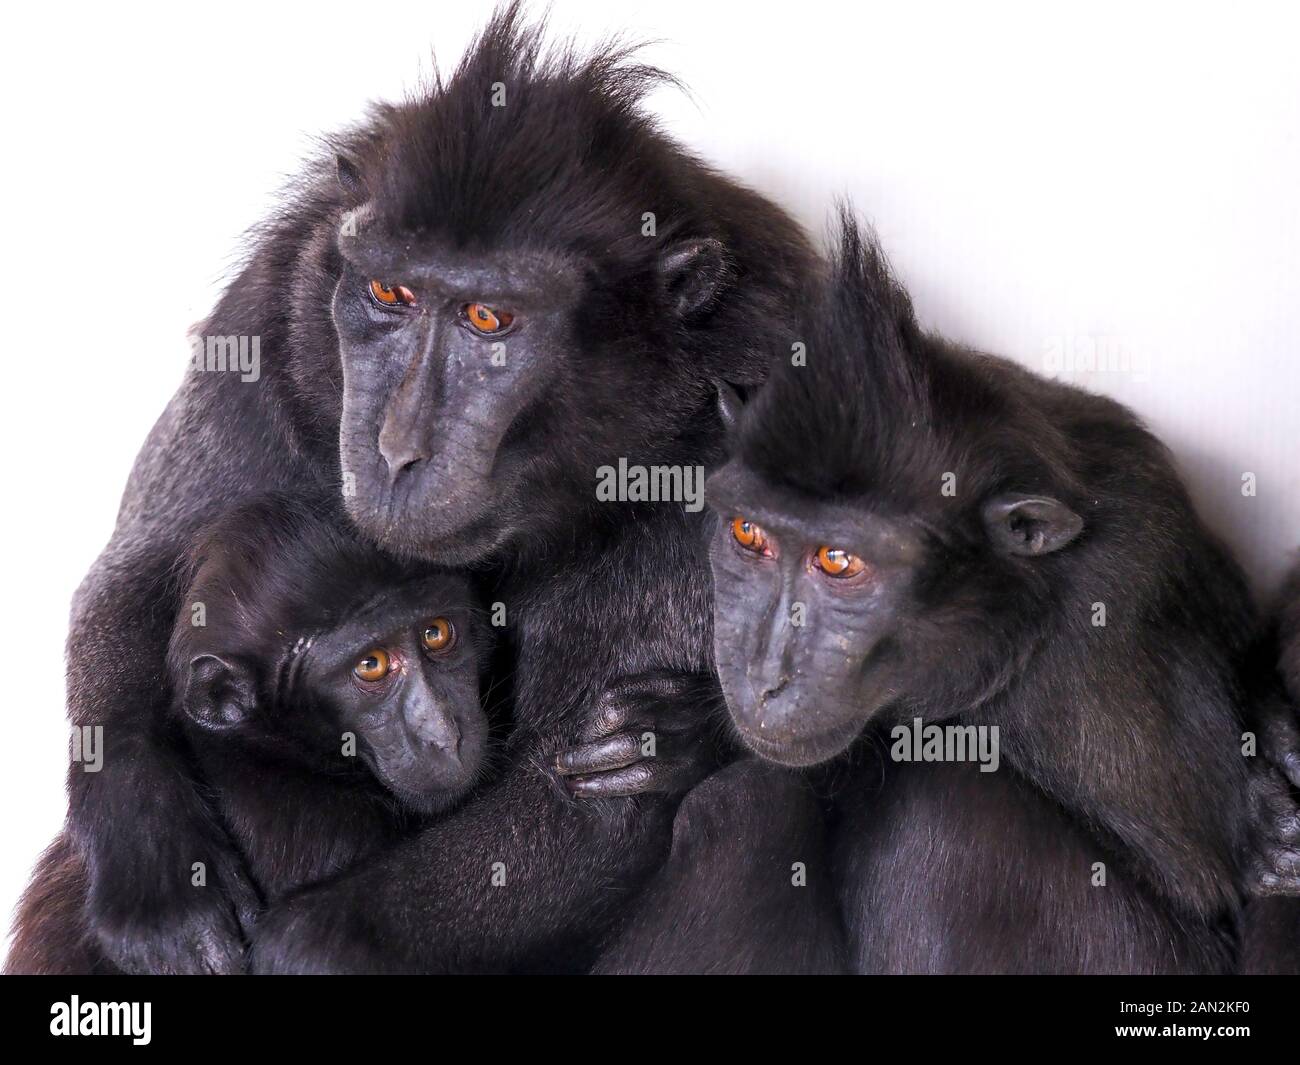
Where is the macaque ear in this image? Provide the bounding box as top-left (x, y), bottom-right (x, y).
top-left (336, 153), bottom-right (364, 196)
top-left (716, 381), bottom-right (746, 435)
top-left (183, 654), bottom-right (257, 731)
top-left (982, 494), bottom-right (1083, 557)
top-left (660, 238), bottom-right (728, 318)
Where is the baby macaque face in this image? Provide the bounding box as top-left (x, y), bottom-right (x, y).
top-left (299, 575), bottom-right (489, 814)
top-left (181, 572), bottom-right (490, 816)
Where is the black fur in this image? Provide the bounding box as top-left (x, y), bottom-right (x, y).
top-left (1239, 563), bottom-right (1300, 972)
top-left (591, 759), bottom-right (847, 974)
top-left (705, 212), bottom-right (1262, 973)
top-left (1277, 563), bottom-right (1300, 730)
top-left (6, 834), bottom-right (119, 975)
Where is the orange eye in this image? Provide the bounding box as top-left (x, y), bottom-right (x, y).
top-left (421, 618), bottom-right (455, 654)
top-left (731, 517), bottom-right (771, 556)
top-left (369, 279), bottom-right (417, 306)
top-left (814, 546), bottom-right (867, 579)
top-left (464, 303), bottom-right (514, 334)
top-left (353, 648), bottom-right (391, 682)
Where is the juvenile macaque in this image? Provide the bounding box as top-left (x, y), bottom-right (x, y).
top-left (9, 498), bottom-right (493, 972)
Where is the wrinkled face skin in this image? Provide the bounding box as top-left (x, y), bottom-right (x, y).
top-left (707, 458), bottom-right (1084, 768)
top-left (333, 230), bottom-right (586, 565)
top-left (707, 464), bottom-right (926, 767)
top-left (293, 578), bottom-right (488, 815)
top-left (331, 216), bottom-right (727, 566)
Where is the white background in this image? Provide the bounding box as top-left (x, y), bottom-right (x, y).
top-left (1, 1), bottom-right (1297, 947)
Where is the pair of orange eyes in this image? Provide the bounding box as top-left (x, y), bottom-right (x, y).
top-left (730, 518), bottom-right (868, 579)
top-left (352, 618), bottom-right (455, 682)
top-left (367, 281), bottom-right (514, 334)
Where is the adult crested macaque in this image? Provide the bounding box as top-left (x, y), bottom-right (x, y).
top-left (705, 213), bottom-right (1279, 973)
top-left (64, 3), bottom-right (815, 973)
top-left (8, 497), bottom-right (496, 973)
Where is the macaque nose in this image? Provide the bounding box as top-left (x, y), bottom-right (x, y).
top-left (409, 707), bottom-right (462, 760)
top-left (377, 421), bottom-right (430, 480)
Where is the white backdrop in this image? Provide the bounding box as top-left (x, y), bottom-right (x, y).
top-left (1, 0), bottom-right (1297, 947)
